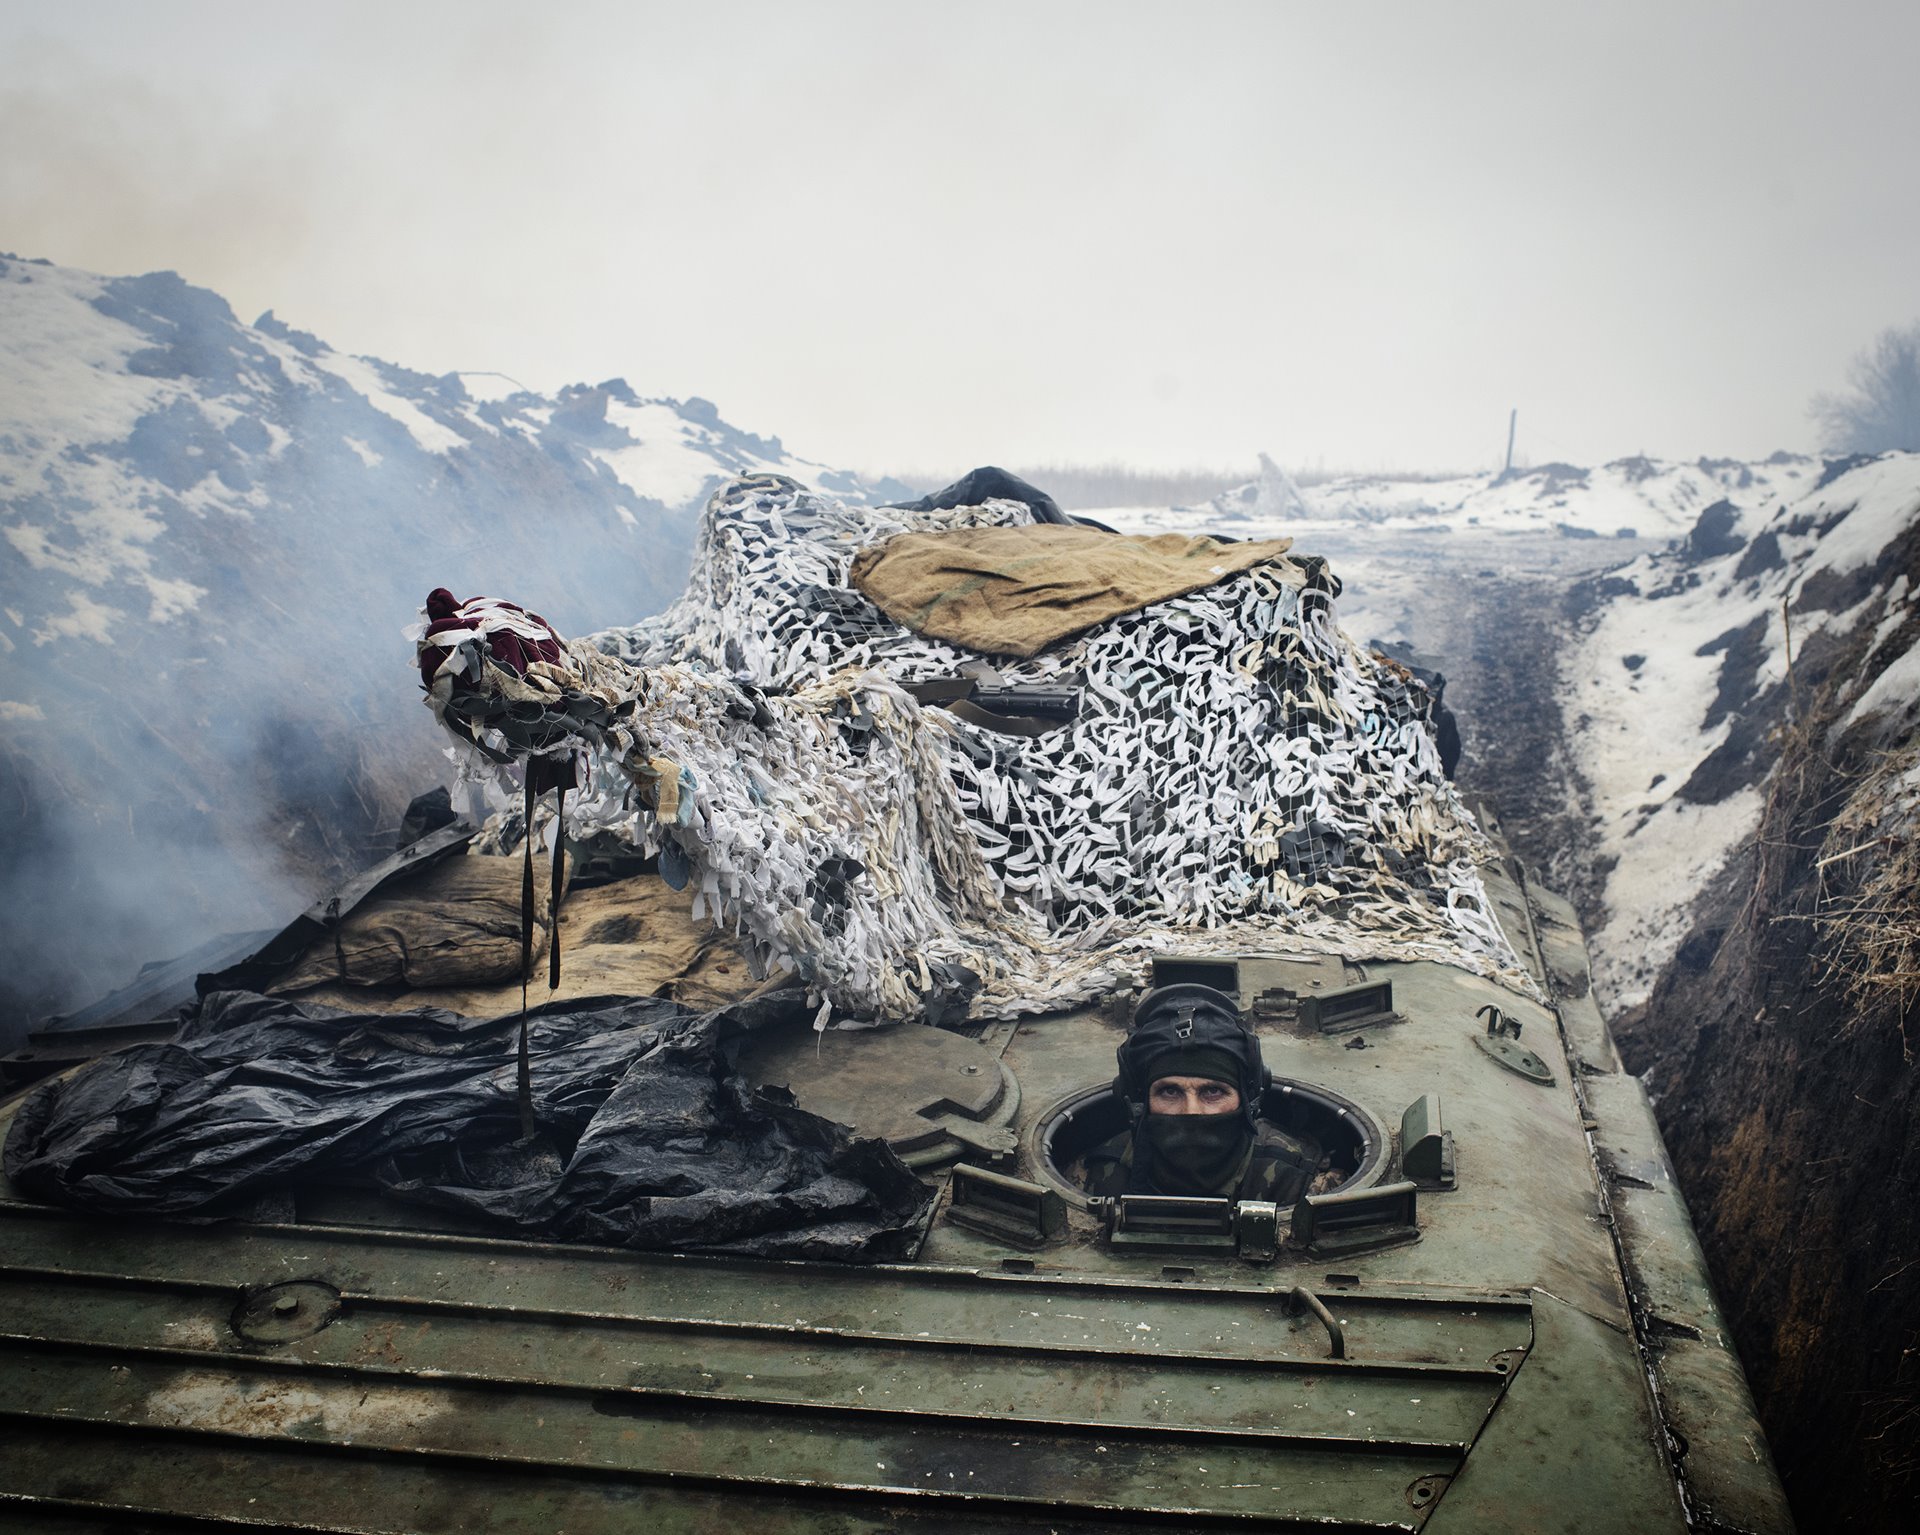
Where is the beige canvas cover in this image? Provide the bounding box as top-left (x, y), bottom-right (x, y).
top-left (271, 854), bottom-right (556, 993)
top-left (848, 523), bottom-right (1301, 658)
top-left (284, 871), bottom-right (760, 1016)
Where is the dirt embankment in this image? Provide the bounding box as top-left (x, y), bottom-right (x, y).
top-left (1445, 570), bottom-right (1609, 916)
top-left (1319, 527), bottom-right (1625, 918)
top-left (1611, 524), bottom-right (1920, 1533)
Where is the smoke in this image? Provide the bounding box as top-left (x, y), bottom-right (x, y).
top-left (0, 36), bottom-right (322, 318)
top-left (0, 745), bottom-right (321, 1042)
top-left (0, 260), bottom-right (708, 1049)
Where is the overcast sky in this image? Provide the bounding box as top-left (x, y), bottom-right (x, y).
top-left (3, 0), bottom-right (1915, 478)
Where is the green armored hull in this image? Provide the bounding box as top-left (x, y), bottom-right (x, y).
top-left (0, 830), bottom-right (1789, 1533)
top-left (0, 469), bottom-right (1794, 1531)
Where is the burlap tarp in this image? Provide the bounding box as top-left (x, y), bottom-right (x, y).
top-left (272, 854), bottom-right (555, 993)
top-left (848, 523), bottom-right (1301, 659)
top-left (285, 869), bottom-right (760, 1016)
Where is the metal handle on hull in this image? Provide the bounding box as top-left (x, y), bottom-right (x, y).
top-left (1286, 1285), bottom-right (1347, 1359)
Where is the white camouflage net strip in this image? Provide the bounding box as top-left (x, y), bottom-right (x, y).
top-left (433, 474), bottom-right (1535, 1019)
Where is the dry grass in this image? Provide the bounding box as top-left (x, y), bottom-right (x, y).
top-left (1813, 741), bottom-right (1920, 1057)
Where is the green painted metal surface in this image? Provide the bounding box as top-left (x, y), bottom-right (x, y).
top-left (1422, 1291), bottom-right (1690, 1535)
top-left (0, 841), bottom-right (1793, 1531)
top-left (0, 1201), bottom-right (1522, 1530)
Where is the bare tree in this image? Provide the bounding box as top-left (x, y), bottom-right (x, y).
top-left (1811, 321), bottom-right (1920, 454)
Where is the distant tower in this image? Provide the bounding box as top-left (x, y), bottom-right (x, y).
top-left (1501, 409), bottom-right (1518, 479)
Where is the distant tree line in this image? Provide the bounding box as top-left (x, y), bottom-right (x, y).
top-left (1811, 321), bottom-right (1920, 454)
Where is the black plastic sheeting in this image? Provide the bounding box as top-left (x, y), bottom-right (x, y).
top-left (4, 989), bottom-right (933, 1261)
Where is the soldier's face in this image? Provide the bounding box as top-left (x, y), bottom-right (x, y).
top-left (1147, 1075), bottom-right (1241, 1115)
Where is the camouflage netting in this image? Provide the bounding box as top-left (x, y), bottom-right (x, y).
top-left (419, 474), bottom-right (1533, 1023)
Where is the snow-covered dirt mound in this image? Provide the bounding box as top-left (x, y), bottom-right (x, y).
top-left (1562, 452), bottom-right (1920, 1008)
top-left (1126, 453), bottom-right (1824, 543)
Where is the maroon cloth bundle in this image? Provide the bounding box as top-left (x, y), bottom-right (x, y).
top-left (419, 588), bottom-right (566, 689)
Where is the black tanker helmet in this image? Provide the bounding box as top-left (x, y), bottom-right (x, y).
top-left (1113, 983), bottom-right (1269, 1128)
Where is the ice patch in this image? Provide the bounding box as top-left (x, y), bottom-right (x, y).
top-left (1792, 456), bottom-right (1920, 577)
top-left (0, 262), bottom-right (168, 460)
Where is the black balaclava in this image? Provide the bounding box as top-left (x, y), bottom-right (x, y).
top-left (1138, 1114), bottom-right (1253, 1196)
top-left (1113, 984), bottom-right (1266, 1198)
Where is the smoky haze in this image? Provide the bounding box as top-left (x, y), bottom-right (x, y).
top-left (3, 2), bottom-right (1918, 1041)
top-left (3, 2), bottom-right (1917, 475)
top-left (0, 261), bottom-right (764, 1047)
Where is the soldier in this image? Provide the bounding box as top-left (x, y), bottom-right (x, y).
top-left (1083, 984), bottom-right (1322, 1203)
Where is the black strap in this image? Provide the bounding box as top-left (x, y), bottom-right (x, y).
top-left (516, 774), bottom-right (536, 1139)
top-left (549, 786), bottom-right (566, 990)
top-left (520, 775), bottom-right (536, 986)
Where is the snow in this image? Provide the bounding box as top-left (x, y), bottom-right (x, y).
top-left (0, 262), bottom-right (168, 468)
top-left (1077, 505), bottom-right (1178, 529)
top-left (36, 590), bottom-right (122, 646)
top-left (1845, 641), bottom-right (1920, 731)
top-left (247, 329), bottom-right (326, 392)
top-left (309, 351), bottom-right (470, 455)
top-left (0, 263), bottom-right (273, 626)
top-left (2, 256), bottom-right (855, 688)
top-left (1869, 576), bottom-right (1912, 653)
top-left (598, 400), bottom-right (749, 506)
top-left (0, 264), bottom-right (186, 604)
top-left (457, 403), bottom-right (501, 437)
top-left (592, 398), bottom-right (851, 510)
top-left (1591, 788), bottom-right (1766, 1011)
top-left (174, 479), bottom-right (265, 521)
top-left (1783, 454), bottom-right (1920, 577)
top-left (144, 574), bottom-right (206, 624)
top-left (1127, 456), bottom-right (1824, 544)
top-left (1557, 454), bottom-right (1920, 1008)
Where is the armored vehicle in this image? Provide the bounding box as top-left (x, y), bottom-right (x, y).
top-left (0, 473), bottom-right (1793, 1532)
top-left (0, 841), bottom-right (1790, 1534)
